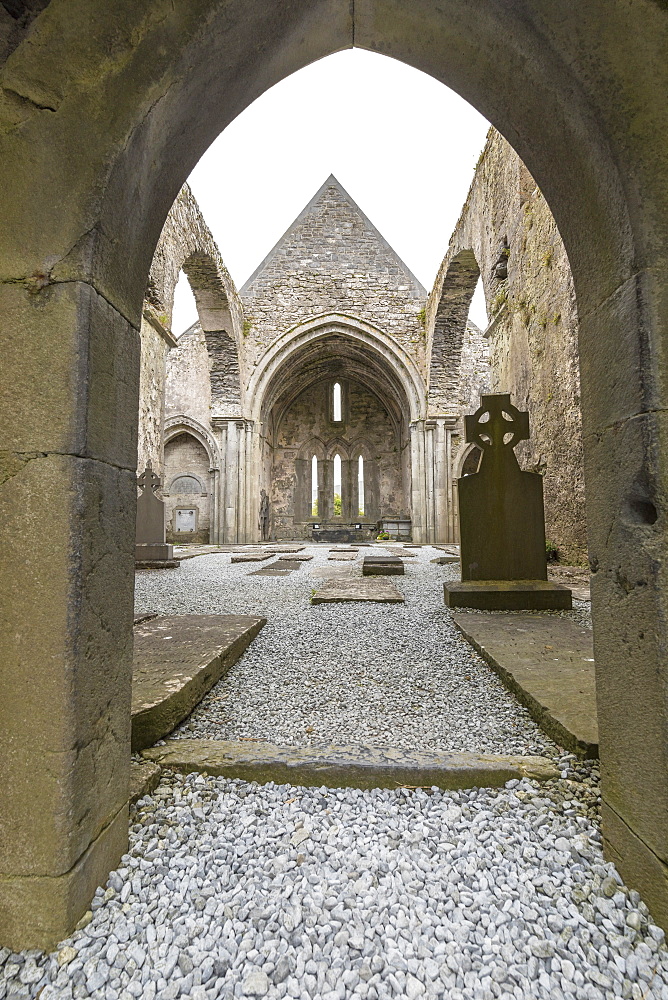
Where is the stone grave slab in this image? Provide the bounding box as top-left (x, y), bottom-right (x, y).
top-left (231, 552), bottom-right (273, 563)
top-left (452, 612), bottom-right (597, 757)
top-left (265, 545), bottom-right (306, 553)
top-left (132, 614), bottom-right (266, 751)
top-left (311, 578), bottom-right (404, 604)
top-left (129, 759), bottom-right (162, 805)
top-left (143, 739), bottom-right (559, 790)
top-left (278, 553), bottom-right (313, 561)
top-left (328, 551), bottom-right (358, 561)
top-left (309, 565), bottom-right (357, 580)
top-left (250, 560), bottom-right (302, 576)
top-left (363, 555), bottom-right (404, 576)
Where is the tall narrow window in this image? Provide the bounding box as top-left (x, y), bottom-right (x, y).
top-left (333, 453), bottom-right (342, 516)
top-left (358, 456), bottom-right (365, 516)
top-left (333, 382), bottom-right (342, 422)
top-left (311, 455), bottom-right (318, 517)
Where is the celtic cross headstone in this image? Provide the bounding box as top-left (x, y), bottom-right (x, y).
top-left (445, 393), bottom-right (571, 609)
top-left (135, 462), bottom-right (177, 568)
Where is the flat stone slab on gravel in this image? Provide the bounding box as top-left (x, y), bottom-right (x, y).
top-left (230, 552), bottom-right (274, 563)
top-left (132, 614), bottom-right (266, 750)
top-left (431, 554), bottom-right (460, 564)
top-left (308, 564), bottom-right (357, 579)
top-left (143, 738), bottom-right (559, 789)
top-left (452, 611), bottom-right (598, 757)
top-left (129, 759), bottom-right (162, 805)
top-left (312, 578), bottom-right (404, 603)
top-left (278, 553), bottom-right (313, 561)
top-left (328, 551), bottom-right (358, 561)
top-left (265, 545), bottom-right (306, 552)
top-left (249, 564), bottom-right (296, 576)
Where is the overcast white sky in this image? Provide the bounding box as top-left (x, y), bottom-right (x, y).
top-left (173, 48), bottom-right (490, 335)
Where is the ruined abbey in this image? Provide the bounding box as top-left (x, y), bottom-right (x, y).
top-left (140, 130), bottom-right (585, 562)
top-left (3, 1), bottom-right (668, 979)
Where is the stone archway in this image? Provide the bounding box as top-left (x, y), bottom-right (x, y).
top-left (250, 315), bottom-right (424, 540)
top-left (1, 0), bottom-right (668, 945)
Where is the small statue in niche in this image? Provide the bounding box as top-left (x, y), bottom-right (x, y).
top-left (492, 240), bottom-right (509, 281)
top-left (259, 489), bottom-right (270, 541)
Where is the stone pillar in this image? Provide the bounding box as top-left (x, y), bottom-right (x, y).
top-left (580, 269), bottom-right (668, 929)
top-left (342, 459), bottom-right (355, 521)
top-left (0, 282), bottom-right (137, 949)
top-left (425, 421), bottom-right (436, 543)
top-left (409, 420), bottom-right (427, 543)
top-left (209, 467), bottom-right (220, 544)
top-left (320, 459), bottom-right (333, 522)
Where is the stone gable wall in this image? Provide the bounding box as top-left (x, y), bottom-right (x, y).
top-left (241, 180), bottom-right (428, 378)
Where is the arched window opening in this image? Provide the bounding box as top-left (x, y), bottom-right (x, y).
top-left (172, 270), bottom-right (198, 337)
top-left (468, 275), bottom-right (488, 329)
top-left (358, 456), bottom-right (365, 516)
top-left (333, 453), bottom-right (342, 515)
top-left (333, 382), bottom-right (342, 422)
top-left (311, 455), bottom-right (318, 517)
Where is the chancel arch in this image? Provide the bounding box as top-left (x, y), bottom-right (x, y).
top-left (253, 318), bottom-right (417, 538)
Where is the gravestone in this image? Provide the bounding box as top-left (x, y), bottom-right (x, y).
top-left (444, 394), bottom-right (571, 609)
top-left (135, 463), bottom-right (177, 568)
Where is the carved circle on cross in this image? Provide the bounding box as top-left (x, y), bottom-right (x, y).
top-left (464, 393), bottom-right (530, 454)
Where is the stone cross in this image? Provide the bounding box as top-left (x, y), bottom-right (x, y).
top-left (136, 462), bottom-right (167, 546)
top-left (458, 393), bottom-right (548, 581)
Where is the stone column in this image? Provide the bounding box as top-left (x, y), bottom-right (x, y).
top-left (320, 459), bottom-right (333, 522)
top-left (409, 420), bottom-right (427, 543)
top-left (0, 282), bottom-right (137, 949)
top-left (209, 467), bottom-right (220, 544)
top-left (425, 421), bottom-right (436, 543)
top-left (342, 459), bottom-right (355, 521)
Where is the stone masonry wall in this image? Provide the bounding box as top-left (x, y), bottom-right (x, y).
top-left (240, 177), bottom-right (428, 378)
top-left (428, 130), bottom-right (586, 563)
top-left (165, 323), bottom-right (212, 430)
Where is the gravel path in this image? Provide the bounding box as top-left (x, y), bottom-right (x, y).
top-left (4, 546), bottom-right (665, 1000)
top-left (4, 769), bottom-right (668, 1000)
top-left (134, 546), bottom-right (561, 758)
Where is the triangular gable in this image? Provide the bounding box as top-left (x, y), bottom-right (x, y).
top-left (241, 174), bottom-right (426, 296)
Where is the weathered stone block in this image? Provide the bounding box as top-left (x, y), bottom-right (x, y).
top-left (444, 580), bottom-right (572, 610)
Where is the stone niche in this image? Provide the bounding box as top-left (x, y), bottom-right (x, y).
top-left (163, 433), bottom-right (211, 543)
top-left (267, 377), bottom-right (408, 541)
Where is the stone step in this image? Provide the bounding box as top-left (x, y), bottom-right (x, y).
top-left (141, 739), bottom-right (559, 790)
top-left (451, 611), bottom-right (597, 757)
top-left (132, 615), bottom-right (266, 751)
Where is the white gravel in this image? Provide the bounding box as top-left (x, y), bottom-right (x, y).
top-left (4, 546), bottom-right (663, 1000)
top-left (3, 769), bottom-right (668, 1000)
top-left (134, 545), bottom-right (560, 758)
